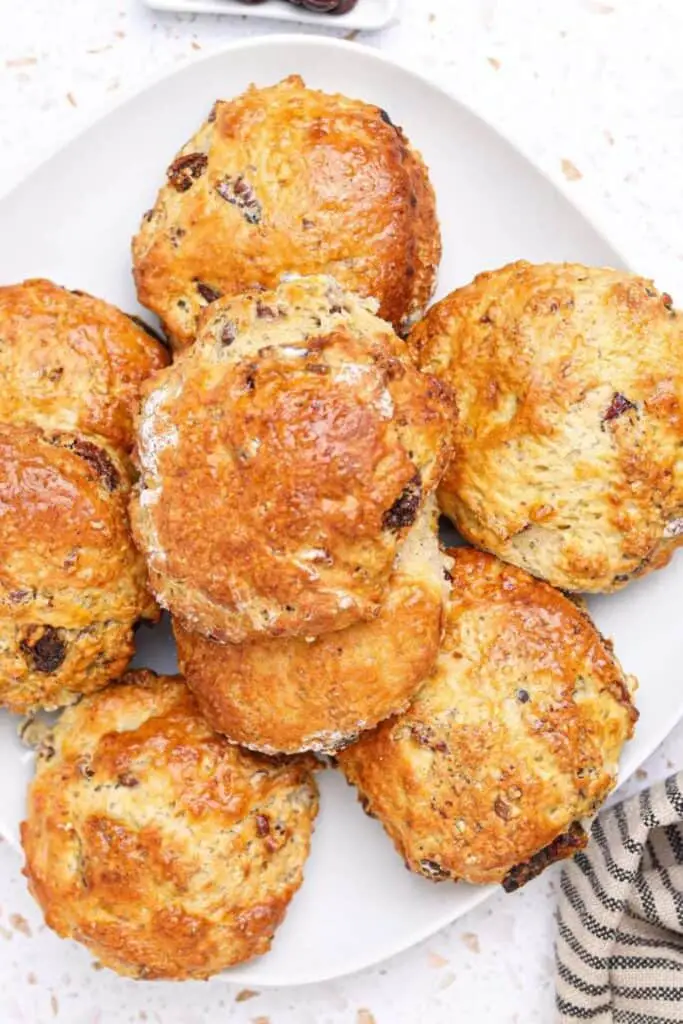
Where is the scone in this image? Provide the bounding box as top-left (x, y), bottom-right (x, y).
top-left (409, 261), bottom-right (683, 592)
top-left (132, 275), bottom-right (454, 642)
top-left (132, 75), bottom-right (440, 349)
top-left (0, 424), bottom-right (158, 713)
top-left (175, 501), bottom-right (447, 754)
top-left (0, 279), bottom-right (168, 452)
top-left (21, 670), bottom-right (319, 980)
top-left (338, 548), bottom-right (637, 890)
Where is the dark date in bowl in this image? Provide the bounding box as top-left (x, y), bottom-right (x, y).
top-left (238, 0), bottom-right (359, 12)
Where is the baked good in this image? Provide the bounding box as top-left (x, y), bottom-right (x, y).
top-left (175, 501), bottom-right (447, 754)
top-left (409, 261), bottom-right (683, 592)
top-left (132, 75), bottom-right (440, 349)
top-left (0, 279), bottom-right (168, 452)
top-left (21, 670), bottom-right (319, 979)
top-left (338, 547), bottom-right (637, 889)
top-left (132, 275), bottom-right (454, 642)
top-left (0, 424), bottom-right (157, 713)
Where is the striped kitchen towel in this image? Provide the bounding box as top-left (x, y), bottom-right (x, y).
top-left (556, 773), bottom-right (683, 1022)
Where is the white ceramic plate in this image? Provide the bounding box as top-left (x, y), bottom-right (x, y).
top-left (0, 35), bottom-right (681, 988)
top-left (143, 0), bottom-right (399, 31)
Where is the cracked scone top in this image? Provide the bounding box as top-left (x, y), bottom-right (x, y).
top-left (0, 424), bottom-right (158, 713)
top-left (21, 671), bottom-right (319, 980)
top-left (0, 279), bottom-right (168, 453)
top-left (338, 548), bottom-right (637, 890)
top-left (131, 275), bottom-right (454, 643)
top-left (132, 75), bottom-right (440, 349)
top-left (175, 501), bottom-right (449, 755)
top-left (409, 261), bottom-right (683, 592)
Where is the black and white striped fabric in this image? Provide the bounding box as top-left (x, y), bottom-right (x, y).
top-left (556, 773), bottom-right (683, 1022)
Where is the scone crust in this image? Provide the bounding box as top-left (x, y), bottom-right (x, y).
top-left (409, 261), bottom-right (683, 592)
top-left (21, 670), bottom-right (319, 980)
top-left (132, 276), bottom-right (454, 642)
top-left (132, 75), bottom-right (440, 349)
top-left (175, 504), bottom-right (447, 754)
top-left (338, 548), bottom-right (637, 887)
top-left (0, 425), bottom-right (158, 713)
top-left (0, 279), bottom-right (168, 452)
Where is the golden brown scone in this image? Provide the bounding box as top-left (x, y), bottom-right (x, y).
top-left (0, 279), bottom-right (168, 452)
top-left (132, 75), bottom-right (440, 349)
top-left (132, 275), bottom-right (454, 642)
top-left (21, 670), bottom-right (319, 980)
top-left (338, 548), bottom-right (637, 890)
top-left (175, 502), bottom-right (448, 754)
top-left (409, 261), bottom-right (683, 592)
top-left (0, 424), bottom-right (158, 713)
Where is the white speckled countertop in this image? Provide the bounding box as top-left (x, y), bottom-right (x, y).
top-left (1, 1), bottom-right (682, 1021)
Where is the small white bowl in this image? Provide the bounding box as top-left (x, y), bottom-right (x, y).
top-left (142, 0), bottom-right (399, 31)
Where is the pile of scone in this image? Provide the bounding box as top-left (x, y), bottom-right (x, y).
top-left (4, 74), bottom-right (682, 980)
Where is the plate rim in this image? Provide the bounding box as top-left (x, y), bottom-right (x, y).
top-left (0, 33), bottom-right (679, 988)
top-left (0, 34), bottom-right (635, 277)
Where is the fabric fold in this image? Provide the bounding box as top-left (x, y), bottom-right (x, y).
top-left (556, 773), bottom-right (683, 1023)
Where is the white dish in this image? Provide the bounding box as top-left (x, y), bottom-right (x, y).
top-left (143, 0), bottom-right (399, 31)
top-left (0, 34), bottom-right (680, 988)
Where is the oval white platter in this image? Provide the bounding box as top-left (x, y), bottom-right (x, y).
top-left (142, 0), bottom-right (399, 31)
top-left (0, 35), bottom-right (681, 988)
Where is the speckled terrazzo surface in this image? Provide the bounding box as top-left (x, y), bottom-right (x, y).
top-left (1, 1), bottom-right (683, 1020)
